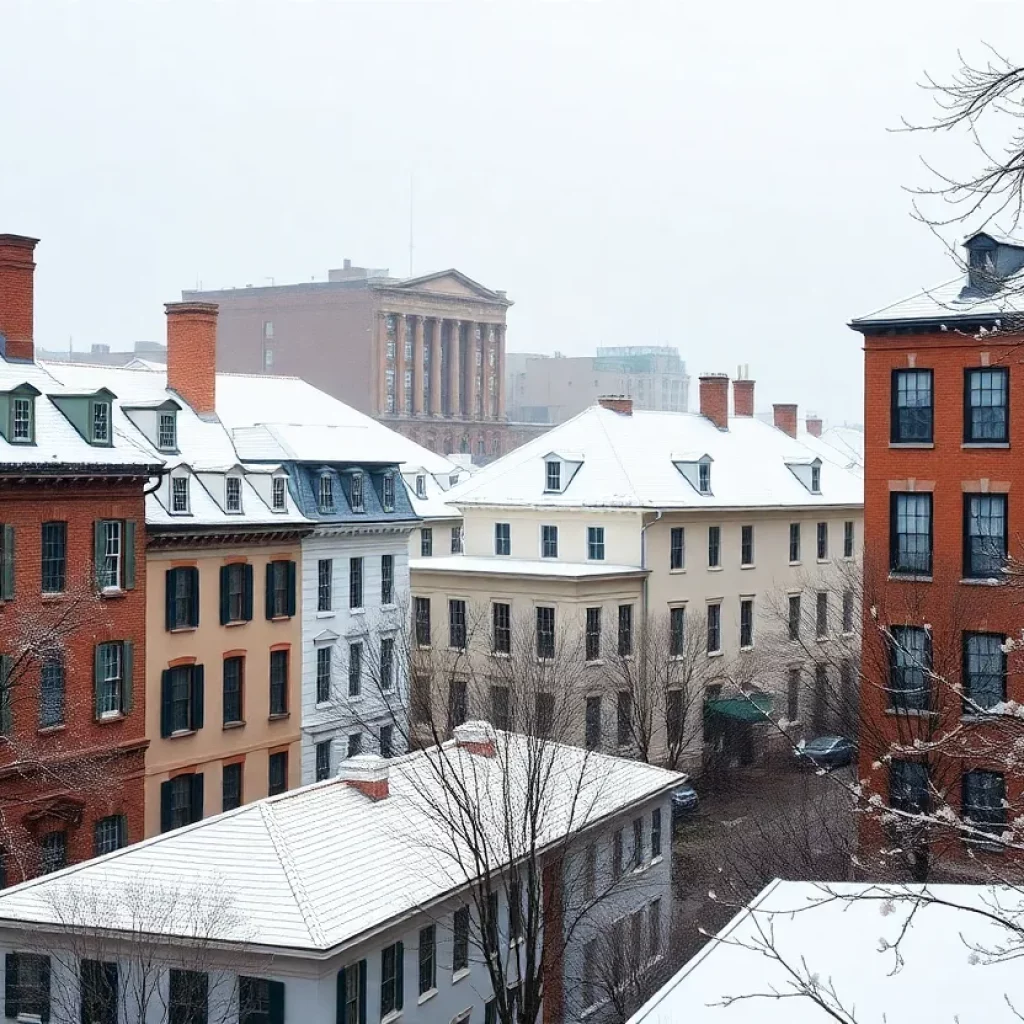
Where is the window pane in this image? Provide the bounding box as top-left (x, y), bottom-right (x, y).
top-left (893, 370), bottom-right (933, 442)
top-left (964, 633), bottom-right (1005, 711)
top-left (967, 368), bottom-right (1008, 442)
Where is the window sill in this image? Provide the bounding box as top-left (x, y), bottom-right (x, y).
top-left (96, 712), bottom-right (125, 724)
top-left (632, 862), bottom-right (649, 876)
top-left (961, 713), bottom-right (1001, 723)
top-left (490, 651), bottom-right (511, 659)
top-left (707, 650), bottom-right (724, 659)
top-left (788, 560), bottom-right (801, 567)
top-left (417, 988), bottom-right (438, 1006)
top-left (169, 728), bottom-right (197, 739)
top-left (584, 659), bottom-right (604, 667)
top-left (960, 577), bottom-right (1006, 586)
top-left (270, 614), bottom-right (291, 622)
top-left (452, 967), bottom-right (470, 985)
top-left (816, 558), bottom-right (831, 565)
top-left (350, 607), bottom-right (366, 616)
top-left (381, 603), bottom-right (398, 611)
top-left (962, 441), bottom-right (1009, 449)
top-left (884, 707), bottom-right (936, 718)
top-left (41, 592), bottom-right (66, 602)
top-left (740, 563), bottom-right (755, 570)
top-left (740, 644), bottom-right (754, 652)
top-left (37, 723), bottom-right (66, 736)
top-left (381, 1011), bottom-right (403, 1024)
top-left (888, 572), bottom-right (932, 583)
top-left (651, 854), bottom-right (664, 866)
top-left (223, 720), bottom-right (246, 730)
top-left (707, 565), bottom-right (723, 572)
top-left (315, 701), bottom-right (332, 711)
top-left (268, 712), bottom-right (291, 722)
top-left (169, 626), bottom-right (197, 634)
top-left (669, 568), bottom-right (686, 574)
top-left (315, 610), bottom-right (335, 619)
top-left (889, 441), bottom-right (934, 448)
top-left (100, 588), bottom-right (126, 600)
top-left (224, 619), bottom-right (249, 628)
top-left (816, 636), bottom-right (830, 643)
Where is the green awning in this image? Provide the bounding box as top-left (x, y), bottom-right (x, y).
top-left (705, 695), bottom-right (773, 723)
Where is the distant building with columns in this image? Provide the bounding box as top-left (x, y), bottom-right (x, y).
top-left (184, 263), bottom-right (544, 459)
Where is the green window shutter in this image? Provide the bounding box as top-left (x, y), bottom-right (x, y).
top-left (122, 642), bottom-right (134, 713)
top-left (191, 665), bottom-right (205, 731)
top-left (93, 644), bottom-right (103, 719)
top-left (219, 567), bottom-right (230, 626)
top-left (395, 941), bottom-right (404, 1011)
top-left (93, 521), bottom-right (105, 590)
top-left (243, 564), bottom-right (254, 621)
top-left (0, 654), bottom-right (11, 736)
top-left (265, 563), bottom-right (274, 620)
top-left (124, 520), bottom-right (136, 590)
top-left (189, 567), bottom-right (200, 627)
top-left (268, 980), bottom-right (285, 1024)
top-left (286, 561), bottom-right (297, 617)
top-left (1, 524), bottom-right (14, 600)
top-left (165, 569), bottom-right (177, 631)
top-left (160, 779), bottom-right (173, 832)
top-left (190, 772), bottom-right (204, 822)
top-left (160, 669), bottom-right (173, 738)
top-left (5, 951), bottom-right (19, 1018)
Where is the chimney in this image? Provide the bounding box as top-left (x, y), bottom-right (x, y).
top-left (806, 415), bottom-right (822, 438)
top-left (339, 754), bottom-right (389, 801)
top-left (0, 234), bottom-right (39, 362)
top-left (454, 720), bottom-right (497, 757)
top-left (732, 378), bottom-right (755, 417)
top-left (699, 373), bottom-right (729, 430)
top-left (598, 395), bottom-right (633, 416)
top-left (165, 302), bottom-right (219, 415)
top-left (773, 403), bottom-right (798, 438)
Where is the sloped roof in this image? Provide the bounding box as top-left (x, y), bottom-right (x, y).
top-left (851, 274), bottom-right (1024, 328)
top-left (809, 425), bottom-right (864, 476)
top-left (628, 879), bottom-right (1024, 1023)
top-left (446, 406), bottom-right (863, 511)
top-left (0, 731), bottom-right (682, 955)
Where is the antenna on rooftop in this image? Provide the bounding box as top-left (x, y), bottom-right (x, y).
top-left (409, 170), bottom-right (415, 278)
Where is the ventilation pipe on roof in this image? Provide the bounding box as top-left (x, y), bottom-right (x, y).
top-left (454, 720), bottom-right (497, 757)
top-left (339, 754), bottom-right (390, 800)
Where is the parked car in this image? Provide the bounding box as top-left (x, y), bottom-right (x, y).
top-left (671, 782), bottom-right (699, 819)
top-left (795, 735), bottom-right (857, 770)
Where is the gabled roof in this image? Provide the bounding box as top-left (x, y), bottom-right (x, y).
top-left (383, 268), bottom-right (511, 304)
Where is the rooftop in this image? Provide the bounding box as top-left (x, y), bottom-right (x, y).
top-left (410, 556), bottom-right (649, 578)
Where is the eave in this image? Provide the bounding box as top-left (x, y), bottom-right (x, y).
top-left (848, 314), bottom-right (1008, 336)
top-left (146, 523), bottom-right (314, 549)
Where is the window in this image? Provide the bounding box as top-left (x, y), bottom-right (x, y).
top-left (338, 962), bottom-right (364, 1024)
top-left (415, 474), bottom-right (426, 499)
top-left (963, 632), bottom-right (1006, 712)
top-left (541, 524), bottom-right (558, 558)
top-left (811, 464), bottom-right (821, 492)
top-left (348, 643), bottom-right (362, 697)
top-left (172, 476), bottom-right (190, 514)
top-left (612, 828), bottom-right (624, 877)
top-left (708, 525), bottom-right (721, 567)
top-left (81, 960), bottom-right (118, 1024)
top-left (160, 774), bottom-right (203, 832)
top-left (534, 690), bottom-right (555, 737)
top-left (585, 695), bottom-right (602, 749)
top-left (670, 606), bottom-right (686, 657)
top-left (816, 592), bottom-right (828, 638)
top-left (788, 594), bottom-right (801, 641)
top-left (545, 460), bottom-right (561, 492)
top-left (223, 657), bottom-right (244, 725)
top-left (587, 526), bottom-right (605, 560)
top-left (380, 942), bottom-right (404, 1017)
top-left (789, 522), bottom-right (801, 563)
top-left (493, 601), bottom-right (511, 654)
top-left (741, 525), bottom-right (754, 565)
top-left (269, 650), bottom-right (288, 715)
top-left (485, 1000), bottom-right (497, 1024)
top-left (379, 724), bottom-right (394, 758)
top-left (350, 471), bottom-right (364, 512)
top-left (316, 647), bottom-right (332, 703)
top-left (844, 520), bottom-right (855, 558)
top-left (965, 367), bottom-right (1009, 442)
top-left (698, 461), bottom-right (711, 493)
top-left (268, 751), bottom-right (288, 796)
top-left (221, 563), bottom-right (251, 624)
top-left (382, 472), bottom-right (395, 511)
top-left (239, 976), bottom-right (284, 1024)
top-left (414, 597), bottom-right (431, 647)
top-left (39, 654), bottom-right (64, 728)
top-left (453, 906), bottom-right (470, 973)
top-left (449, 599), bottom-right (467, 649)
top-left (631, 817), bottom-right (643, 868)
top-left (318, 473), bottom-right (334, 513)
top-left (890, 493), bottom-right (932, 575)
top-left (41, 521), bottom-right (66, 593)
top-left (4, 952), bottom-right (50, 1021)
top-left (652, 807), bottom-right (662, 859)
top-left (491, 685), bottom-right (510, 730)
top-left (317, 559), bottom-right (332, 612)
top-left (508, 875), bottom-right (523, 942)
top-left (95, 641), bottom-right (127, 717)
top-left (348, 733), bottom-right (363, 758)
top-left (96, 519), bottom-right (125, 590)
top-left (649, 898), bottom-right (663, 957)
top-left (315, 741), bottom-right (332, 782)
top-left (155, 410), bottom-right (177, 451)
top-left (816, 522), bottom-right (828, 560)
top-left (787, 668), bottom-right (800, 721)
top-left (91, 400), bottom-right (111, 444)
top-left (965, 494), bottom-right (1008, 578)
top-left (707, 603), bottom-right (721, 654)
top-left (962, 770), bottom-right (1006, 838)
top-left (11, 395), bottom-right (34, 443)
top-left (618, 604), bottom-right (633, 657)
top-left (222, 762), bottom-right (242, 811)
top-left (888, 626), bottom-right (930, 711)
top-left (537, 606), bottom-right (555, 659)
top-left (450, 526), bottom-right (463, 554)
top-left (585, 607), bottom-right (601, 661)
top-left (842, 590), bottom-right (854, 633)
top-left (418, 924), bottom-right (436, 995)
top-left (380, 554), bottom-right (395, 605)
top-left (347, 556), bottom-right (364, 610)
top-left (495, 522), bottom-right (511, 556)
top-left (891, 368), bottom-right (933, 442)
top-left (225, 476), bottom-right (242, 513)
top-left (166, 566), bottom-right (199, 631)
top-left (420, 527), bottom-right (433, 557)
top-left (484, 890), bottom-right (500, 957)
top-left (740, 598), bottom-right (754, 648)
top-left (380, 637), bottom-right (395, 692)
top-left (448, 680), bottom-right (468, 730)
top-left (266, 559), bottom-right (295, 619)
top-left (161, 664), bottom-right (203, 736)
top-left (169, 968), bottom-right (208, 1024)
top-left (617, 690), bottom-right (632, 746)
top-left (670, 526), bottom-right (685, 570)
top-left (272, 476), bottom-right (287, 511)
top-left (583, 940), bottom-right (597, 1010)
top-left (40, 830), bottom-right (66, 874)
top-left (890, 759), bottom-right (929, 813)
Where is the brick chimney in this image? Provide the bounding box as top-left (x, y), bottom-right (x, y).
top-left (598, 395), bottom-right (633, 416)
top-left (806, 415), bottom-right (822, 437)
top-left (773, 403), bottom-right (798, 438)
top-left (0, 234), bottom-right (39, 362)
top-left (454, 720), bottom-right (497, 757)
top-left (166, 302), bottom-right (219, 415)
top-left (699, 374), bottom-right (729, 430)
top-left (339, 754), bottom-right (389, 801)
top-left (732, 379), bottom-right (755, 417)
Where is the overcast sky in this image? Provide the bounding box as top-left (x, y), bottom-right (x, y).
top-left (3, 1), bottom-right (1022, 426)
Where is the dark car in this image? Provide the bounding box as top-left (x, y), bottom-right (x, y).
top-left (671, 783), bottom-right (699, 819)
top-left (795, 735), bottom-right (857, 770)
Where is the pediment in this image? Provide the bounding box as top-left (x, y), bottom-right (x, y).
top-left (395, 269), bottom-right (503, 301)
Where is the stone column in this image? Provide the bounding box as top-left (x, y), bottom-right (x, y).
top-left (429, 319), bottom-right (443, 416)
top-left (395, 315), bottom-right (409, 415)
top-left (484, 325), bottom-right (496, 420)
top-left (376, 312), bottom-right (388, 414)
top-left (448, 320), bottom-right (461, 418)
top-left (464, 321), bottom-right (478, 421)
top-left (497, 323), bottom-right (507, 420)
top-left (412, 316), bottom-right (425, 416)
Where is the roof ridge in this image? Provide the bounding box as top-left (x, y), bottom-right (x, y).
top-left (257, 801), bottom-right (330, 948)
top-left (592, 406), bottom-right (642, 502)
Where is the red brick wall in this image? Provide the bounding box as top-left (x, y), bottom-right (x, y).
top-left (0, 478), bottom-right (148, 883)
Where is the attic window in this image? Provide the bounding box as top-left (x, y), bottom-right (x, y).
top-left (226, 476), bottom-right (243, 513)
top-left (11, 396), bottom-right (33, 444)
top-left (698, 463), bottom-right (711, 494)
top-left (785, 457), bottom-right (823, 495)
top-left (416, 474), bottom-right (427, 499)
top-left (449, 474), bottom-right (459, 488)
top-left (811, 464), bottom-right (821, 493)
top-left (272, 476), bottom-right (288, 511)
top-left (91, 399), bottom-right (111, 445)
top-left (318, 473), bottom-right (335, 514)
top-left (157, 412), bottom-right (177, 451)
top-left (545, 460), bottom-right (562, 493)
top-left (350, 472), bottom-right (364, 512)
top-left (382, 473), bottom-right (395, 512)
top-left (171, 477), bottom-right (190, 514)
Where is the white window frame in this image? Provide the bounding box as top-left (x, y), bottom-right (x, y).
top-left (271, 475), bottom-right (288, 511)
top-left (157, 411), bottom-right (176, 451)
top-left (97, 641), bottom-right (123, 718)
top-left (225, 476), bottom-right (243, 513)
top-left (545, 460), bottom-right (562, 493)
top-left (99, 520), bottom-right (123, 591)
top-left (416, 474), bottom-right (427, 499)
top-left (318, 473), bottom-right (335, 513)
top-left (350, 471), bottom-right (364, 512)
top-left (11, 396), bottom-right (32, 443)
top-left (91, 400), bottom-right (111, 444)
top-left (171, 476), bottom-right (190, 515)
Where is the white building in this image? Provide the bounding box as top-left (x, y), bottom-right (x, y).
top-left (0, 724), bottom-right (679, 1024)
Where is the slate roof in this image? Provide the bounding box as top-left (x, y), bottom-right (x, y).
top-left (850, 275), bottom-right (1024, 329)
top-left (446, 406), bottom-right (863, 511)
top-left (0, 730), bottom-right (682, 955)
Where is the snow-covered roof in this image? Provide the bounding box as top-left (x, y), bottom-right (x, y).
top-left (628, 879), bottom-right (1024, 1023)
top-left (401, 468), bottom-right (462, 521)
top-left (411, 556), bottom-right (649, 578)
top-left (808, 425), bottom-right (864, 476)
top-left (447, 407), bottom-right (863, 511)
top-left (851, 274), bottom-right (1024, 328)
top-left (0, 730), bottom-right (681, 955)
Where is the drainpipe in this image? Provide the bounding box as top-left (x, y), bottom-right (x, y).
top-left (639, 510), bottom-right (663, 666)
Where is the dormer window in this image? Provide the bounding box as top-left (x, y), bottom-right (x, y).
top-left (545, 460), bottom-right (561, 492)
top-left (449, 474), bottom-right (459, 488)
top-left (350, 472), bottom-right (364, 513)
top-left (382, 472), bottom-right (395, 512)
top-left (272, 476), bottom-right (288, 511)
top-left (698, 462), bottom-right (711, 494)
top-left (91, 399), bottom-right (111, 445)
top-left (226, 476), bottom-right (242, 513)
top-left (672, 453), bottom-right (714, 496)
top-left (11, 396), bottom-right (33, 443)
top-left (811, 464), bottom-right (821, 493)
top-left (171, 476), bottom-right (190, 514)
top-left (157, 412), bottom-right (177, 451)
top-left (318, 473), bottom-right (335, 514)
top-left (416, 474), bottom-right (427, 499)
top-left (785, 457), bottom-right (823, 495)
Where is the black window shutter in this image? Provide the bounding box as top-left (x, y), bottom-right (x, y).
top-left (395, 941), bottom-right (404, 1011)
top-left (160, 669), bottom-right (173, 738)
top-left (40, 954), bottom-right (50, 1021)
top-left (243, 564), bottom-right (254, 621)
top-left (268, 980), bottom-right (285, 1024)
top-left (189, 567), bottom-right (200, 627)
top-left (889, 494), bottom-right (897, 571)
top-left (160, 779), bottom-right (173, 832)
top-left (191, 665), bottom-right (205, 731)
top-left (336, 967), bottom-right (347, 1024)
top-left (358, 961), bottom-right (367, 1024)
top-left (124, 520), bottom-right (136, 589)
top-left (5, 952), bottom-right (19, 1018)
top-left (286, 561), bottom-right (297, 617)
top-left (190, 772), bottom-right (204, 823)
top-left (265, 564), bottom-right (274, 620)
top-left (219, 566), bottom-right (230, 626)
top-left (122, 641), bottom-right (134, 714)
top-left (165, 569), bottom-right (177, 631)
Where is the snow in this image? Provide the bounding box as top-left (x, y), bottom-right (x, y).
top-left (410, 556), bottom-right (648, 578)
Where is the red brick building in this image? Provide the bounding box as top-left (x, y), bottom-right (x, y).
top-left (0, 235), bottom-right (159, 883)
top-left (852, 231), bottom-right (1024, 875)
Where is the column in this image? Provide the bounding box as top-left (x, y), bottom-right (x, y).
top-left (376, 312), bottom-right (388, 414)
top-left (464, 320), bottom-right (478, 421)
top-left (484, 325), bottom-right (496, 420)
top-left (497, 323), bottom-right (507, 420)
top-left (448, 320), bottom-right (461, 417)
top-left (395, 315), bottom-right (409, 415)
top-left (429, 319), bottom-right (443, 416)
top-left (412, 316), bottom-right (425, 416)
